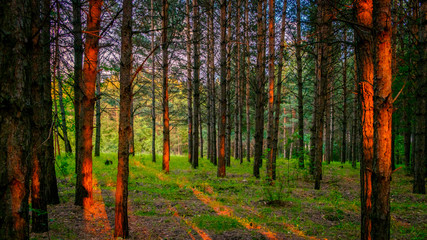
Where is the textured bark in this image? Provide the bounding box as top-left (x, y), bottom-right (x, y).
top-left (114, 0), bottom-right (132, 237)
top-left (225, 3), bottom-right (232, 168)
top-left (162, 0), bottom-right (170, 174)
top-left (151, 0), bottom-right (156, 163)
top-left (0, 0), bottom-right (32, 238)
top-left (192, 0), bottom-right (200, 169)
top-left (72, 0), bottom-right (83, 184)
top-left (235, 0), bottom-right (242, 163)
top-left (413, 0), bottom-right (426, 194)
top-left (313, 0), bottom-right (332, 190)
top-left (355, 0), bottom-right (375, 237)
top-left (208, 0), bottom-right (217, 165)
top-left (372, 0), bottom-right (393, 237)
top-left (272, 0), bottom-right (287, 178)
top-left (296, 0), bottom-right (304, 169)
top-left (254, 0), bottom-right (266, 178)
top-left (266, 0), bottom-right (276, 183)
top-left (186, 0), bottom-right (193, 165)
top-left (245, 0), bottom-right (251, 162)
top-left (94, 71), bottom-right (101, 157)
top-left (43, 0), bottom-right (59, 205)
top-left (218, 0), bottom-right (227, 178)
top-left (341, 31), bottom-right (348, 164)
top-left (31, 0), bottom-right (49, 232)
top-left (75, 0), bottom-right (102, 207)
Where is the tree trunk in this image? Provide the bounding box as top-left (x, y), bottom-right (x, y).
top-left (208, 0), bottom-right (217, 165)
top-left (254, 0), bottom-right (266, 178)
top-left (226, 2), bottom-right (232, 168)
top-left (75, 0), bottom-right (102, 207)
top-left (413, 0), bottom-right (426, 194)
top-left (31, 0), bottom-right (49, 232)
top-left (296, 0), bottom-right (304, 169)
top-left (151, 0), bottom-right (156, 162)
top-left (218, 0), bottom-right (227, 178)
top-left (162, 0), bottom-right (170, 174)
top-left (192, 0), bottom-right (200, 169)
top-left (94, 71), bottom-right (101, 157)
top-left (43, 0), bottom-right (59, 205)
top-left (114, 0), bottom-right (132, 237)
top-left (355, 0), bottom-right (375, 237)
top-left (186, 0), bottom-right (193, 164)
top-left (200, 112), bottom-right (203, 158)
top-left (266, 0), bottom-right (276, 183)
top-left (244, 0), bottom-right (251, 162)
top-left (341, 32), bottom-right (348, 164)
top-left (372, 0), bottom-right (393, 237)
top-left (272, 0), bottom-right (287, 179)
top-left (0, 0), bottom-right (32, 237)
top-left (235, 0), bottom-right (242, 163)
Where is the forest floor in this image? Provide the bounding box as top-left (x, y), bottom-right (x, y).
top-left (30, 154), bottom-right (426, 240)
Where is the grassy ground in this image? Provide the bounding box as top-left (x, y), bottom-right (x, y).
top-left (31, 154), bottom-right (426, 240)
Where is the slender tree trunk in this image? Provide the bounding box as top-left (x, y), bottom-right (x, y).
top-left (235, 0), bottom-right (242, 163)
top-left (413, 0), bottom-right (426, 194)
top-left (218, 0), bottom-right (227, 178)
top-left (355, 0), bottom-right (375, 237)
top-left (114, 0), bottom-right (132, 237)
top-left (186, 0), bottom-right (193, 165)
top-left (58, 77), bottom-right (72, 154)
top-left (372, 0), bottom-right (393, 236)
top-left (151, 0), bottom-right (156, 162)
top-left (31, 0), bottom-right (49, 232)
top-left (254, 0), bottom-right (266, 178)
top-left (226, 2), bottom-right (232, 167)
top-left (192, 0), bottom-right (200, 168)
top-left (244, 0), bottom-right (251, 162)
top-left (43, 0), bottom-right (59, 205)
top-left (0, 0), bottom-right (32, 238)
top-left (75, 0), bottom-right (102, 207)
top-left (162, 0), bottom-right (170, 173)
top-left (72, 0), bottom-right (83, 181)
top-left (341, 32), bottom-right (348, 164)
top-left (351, 57), bottom-right (358, 169)
top-left (403, 98), bottom-right (411, 170)
top-left (272, 0), bottom-right (287, 178)
top-left (200, 112), bottom-right (203, 158)
top-left (296, 0), bottom-right (304, 169)
top-left (95, 71), bottom-right (101, 157)
top-left (208, 0), bottom-right (217, 165)
top-left (266, 0), bottom-right (276, 183)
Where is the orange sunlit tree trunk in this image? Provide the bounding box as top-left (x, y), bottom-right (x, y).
top-left (218, 0), bottom-right (227, 178)
top-left (0, 0), bottom-right (32, 238)
top-left (355, 0), bottom-right (374, 238)
top-left (114, 0), bottom-right (132, 237)
top-left (372, 0), bottom-right (393, 237)
top-left (75, 0), bottom-right (103, 207)
top-left (162, 0), bottom-right (170, 174)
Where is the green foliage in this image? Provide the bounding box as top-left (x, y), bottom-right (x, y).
top-left (192, 215), bottom-right (243, 233)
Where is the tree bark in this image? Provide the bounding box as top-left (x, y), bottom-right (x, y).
top-left (114, 0), bottom-right (132, 237)
top-left (0, 0), bottom-right (32, 238)
top-left (186, 0), bottom-right (193, 165)
top-left (266, 0), bottom-right (276, 183)
top-left (226, 2), bottom-right (232, 167)
top-left (208, 0), bottom-right (217, 165)
top-left (162, 0), bottom-right (170, 174)
top-left (355, 0), bottom-right (375, 237)
top-left (94, 71), bottom-right (101, 157)
top-left (413, 0), bottom-right (426, 194)
top-left (75, 0), bottom-right (102, 207)
top-left (341, 31), bottom-right (348, 164)
top-left (296, 0), bottom-right (304, 169)
top-left (218, 0), bottom-right (227, 178)
top-left (245, 0), bottom-right (251, 162)
top-left (192, 0), bottom-right (200, 169)
top-left (254, 0), bottom-right (266, 178)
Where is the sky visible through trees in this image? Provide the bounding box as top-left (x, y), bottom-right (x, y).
top-left (0, 0), bottom-right (426, 239)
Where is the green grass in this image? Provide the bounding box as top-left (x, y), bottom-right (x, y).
top-left (50, 154), bottom-right (426, 240)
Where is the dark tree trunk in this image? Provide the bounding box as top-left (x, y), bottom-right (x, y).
top-left (245, 0), bottom-right (251, 162)
top-left (208, 0), bottom-right (217, 165)
top-left (225, 3), bottom-right (232, 168)
top-left (235, 0), bottom-right (242, 163)
top-left (151, 0), bottom-right (156, 163)
top-left (186, 0), bottom-right (193, 165)
top-left (114, 0), bottom-right (132, 238)
top-left (413, 0), bottom-right (426, 194)
top-left (296, 0), bottom-right (304, 169)
top-left (94, 71), bottom-right (101, 157)
top-left (341, 31), bottom-right (348, 164)
top-left (254, 0), bottom-right (266, 178)
top-left (75, 0), bottom-right (102, 207)
top-left (0, 0), bottom-right (32, 238)
top-left (266, 0), bottom-right (276, 183)
top-left (192, 0), bottom-right (200, 169)
top-left (218, 0), bottom-right (227, 178)
top-left (162, 0), bottom-right (170, 173)
top-left (31, 0), bottom-right (49, 232)
top-left (43, 0), bottom-right (59, 206)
